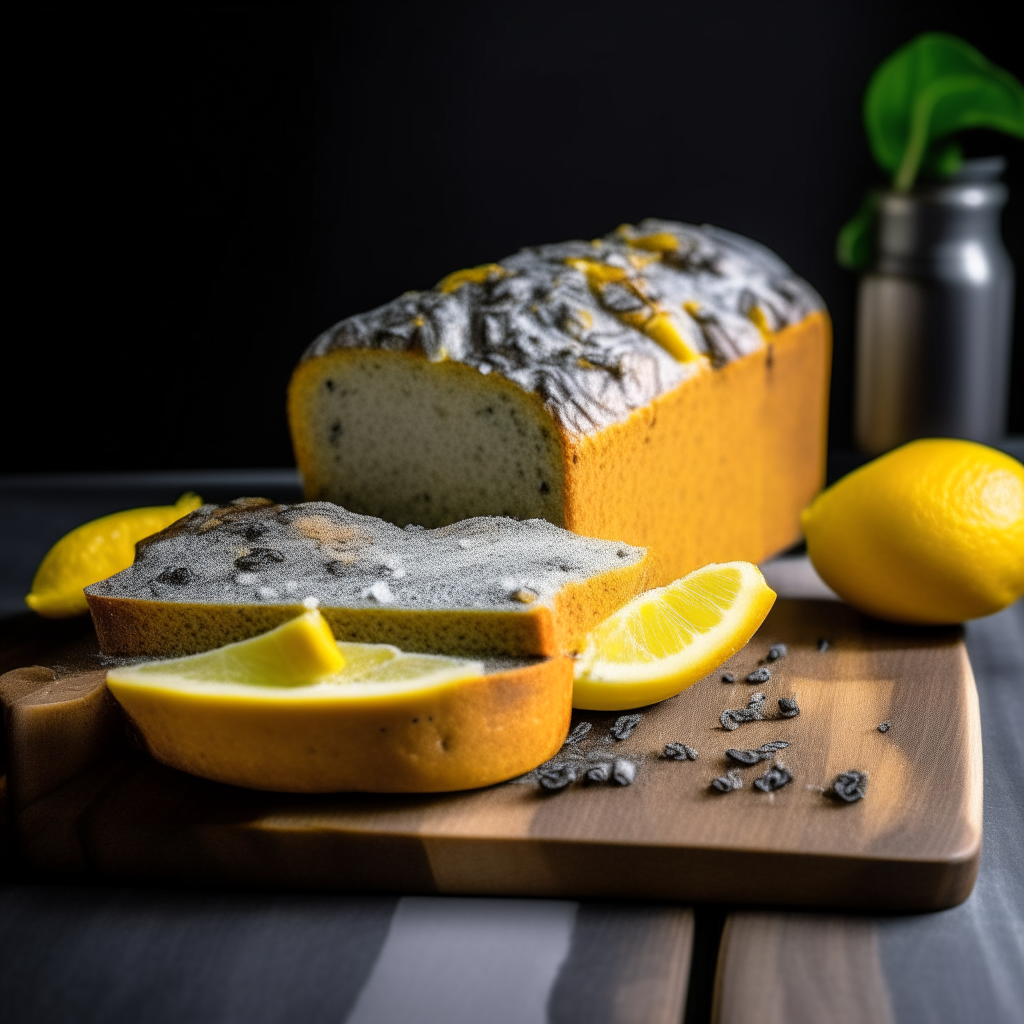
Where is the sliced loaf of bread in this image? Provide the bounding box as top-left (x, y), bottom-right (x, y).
top-left (288, 219), bottom-right (830, 584)
top-left (86, 498), bottom-right (649, 658)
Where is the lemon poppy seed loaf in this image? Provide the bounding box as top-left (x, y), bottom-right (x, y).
top-left (85, 498), bottom-right (649, 658)
top-left (288, 219), bottom-right (831, 585)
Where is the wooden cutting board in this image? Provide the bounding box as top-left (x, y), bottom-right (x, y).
top-left (0, 599), bottom-right (981, 911)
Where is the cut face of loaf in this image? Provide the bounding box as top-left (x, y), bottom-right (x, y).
top-left (289, 220), bottom-right (831, 584)
top-left (85, 498), bottom-right (649, 659)
top-left (293, 353), bottom-right (566, 527)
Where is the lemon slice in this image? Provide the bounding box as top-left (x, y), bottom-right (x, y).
top-left (572, 561), bottom-right (777, 710)
top-left (26, 492), bottom-right (202, 618)
top-left (107, 610), bottom-right (572, 793)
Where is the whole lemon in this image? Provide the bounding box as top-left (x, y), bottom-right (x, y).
top-left (26, 492), bottom-right (202, 618)
top-left (801, 439), bottom-right (1024, 624)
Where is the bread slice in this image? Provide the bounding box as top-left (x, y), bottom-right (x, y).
top-left (85, 498), bottom-right (649, 659)
top-left (289, 219), bottom-right (830, 585)
top-left (107, 645), bottom-right (574, 793)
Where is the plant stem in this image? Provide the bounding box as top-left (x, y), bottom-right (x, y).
top-left (894, 74), bottom-right (977, 192)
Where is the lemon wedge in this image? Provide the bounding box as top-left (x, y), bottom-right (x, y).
top-left (106, 610), bottom-right (572, 792)
top-left (572, 561), bottom-right (777, 710)
top-left (26, 492), bottom-right (203, 618)
top-left (114, 608), bottom-right (348, 686)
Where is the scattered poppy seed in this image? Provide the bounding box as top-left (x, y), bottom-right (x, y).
top-left (878, 721), bottom-right (891, 733)
top-left (155, 566), bottom-right (193, 586)
top-left (538, 763), bottom-right (577, 791)
top-left (833, 769), bottom-right (868, 802)
top-left (564, 722), bottom-right (593, 744)
top-left (754, 763), bottom-right (793, 792)
top-left (728, 740), bottom-right (790, 765)
top-left (767, 644), bottom-right (788, 661)
top-left (234, 547), bottom-right (285, 571)
top-left (817, 638), bottom-right (830, 652)
top-left (726, 748), bottom-right (761, 765)
top-left (720, 692), bottom-right (767, 731)
top-left (612, 759), bottom-right (636, 785)
top-left (610, 714), bottom-right (642, 740)
top-left (747, 667), bottom-right (771, 684)
top-left (722, 672), bottom-right (735, 683)
top-left (778, 697), bottom-right (800, 718)
top-left (664, 742), bottom-right (698, 761)
top-left (586, 762), bottom-right (612, 783)
top-left (711, 769), bottom-right (743, 792)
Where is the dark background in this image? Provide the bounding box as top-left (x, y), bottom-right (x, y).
top-left (4, 1), bottom-right (1022, 474)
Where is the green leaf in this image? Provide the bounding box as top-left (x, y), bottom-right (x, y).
top-left (864, 32), bottom-right (1024, 191)
top-left (836, 192), bottom-right (880, 271)
top-left (921, 139), bottom-right (964, 179)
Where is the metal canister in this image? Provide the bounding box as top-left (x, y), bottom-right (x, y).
top-left (855, 158), bottom-right (1014, 454)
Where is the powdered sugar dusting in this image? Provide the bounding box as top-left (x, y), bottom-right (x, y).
top-left (85, 498), bottom-right (646, 611)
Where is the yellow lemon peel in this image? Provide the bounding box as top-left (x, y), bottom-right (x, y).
top-left (437, 263), bottom-right (506, 294)
top-left (106, 610), bottom-right (572, 792)
top-left (26, 492), bottom-right (202, 618)
top-left (802, 439), bottom-right (1024, 623)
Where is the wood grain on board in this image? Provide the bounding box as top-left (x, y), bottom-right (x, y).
top-left (713, 912), bottom-right (895, 1024)
top-left (0, 599), bottom-right (982, 911)
top-left (549, 903), bottom-right (694, 1024)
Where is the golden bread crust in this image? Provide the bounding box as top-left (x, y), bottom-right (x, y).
top-left (564, 311), bottom-right (831, 583)
top-left (111, 656), bottom-right (574, 793)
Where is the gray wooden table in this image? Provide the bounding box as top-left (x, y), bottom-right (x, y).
top-left (1, 471), bottom-right (1021, 1023)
